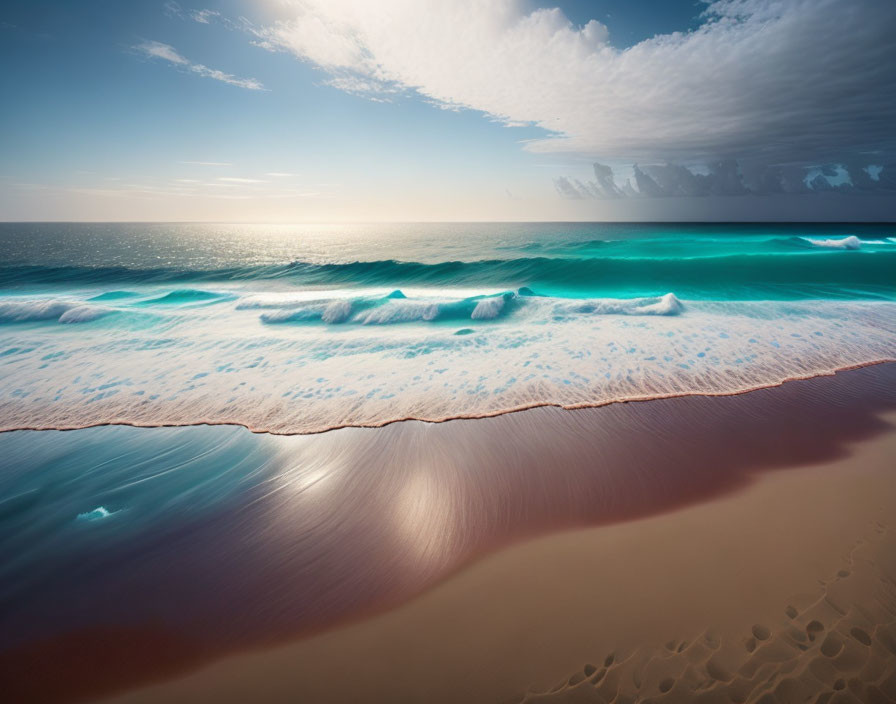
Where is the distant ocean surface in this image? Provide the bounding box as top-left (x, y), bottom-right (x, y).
top-left (1, 222), bottom-right (895, 433)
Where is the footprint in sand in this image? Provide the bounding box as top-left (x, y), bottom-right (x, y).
top-left (751, 624), bottom-right (771, 641)
top-left (820, 632), bottom-right (844, 657)
top-left (703, 631), bottom-right (721, 649)
top-left (705, 656), bottom-right (733, 683)
top-left (850, 627), bottom-right (872, 646)
top-left (806, 620), bottom-right (825, 641)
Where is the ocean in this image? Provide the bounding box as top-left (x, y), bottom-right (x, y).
top-left (1, 222), bottom-right (894, 434)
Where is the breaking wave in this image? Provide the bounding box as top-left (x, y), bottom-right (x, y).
top-left (0, 299), bottom-right (110, 324)
top-left (257, 290), bottom-right (683, 326)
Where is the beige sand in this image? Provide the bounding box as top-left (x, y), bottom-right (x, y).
top-left (102, 411), bottom-right (896, 704)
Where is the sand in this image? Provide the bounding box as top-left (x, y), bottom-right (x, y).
top-left (97, 406), bottom-right (896, 701)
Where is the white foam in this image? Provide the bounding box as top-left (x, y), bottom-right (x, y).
top-left (1, 295), bottom-right (894, 435)
top-left (236, 290), bottom-right (361, 309)
top-left (805, 235), bottom-right (862, 250)
top-left (354, 300), bottom-right (440, 324)
top-left (470, 295), bottom-right (506, 320)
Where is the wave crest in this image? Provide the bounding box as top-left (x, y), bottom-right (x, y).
top-left (0, 300), bottom-right (109, 324)
top-left (258, 291), bottom-right (683, 326)
top-left (803, 235), bottom-right (862, 250)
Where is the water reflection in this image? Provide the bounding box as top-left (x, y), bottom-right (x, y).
top-left (2, 365), bottom-right (896, 703)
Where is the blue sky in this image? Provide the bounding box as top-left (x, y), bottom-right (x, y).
top-left (1, 0), bottom-right (894, 221)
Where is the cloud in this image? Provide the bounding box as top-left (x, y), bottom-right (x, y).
top-left (256, 0), bottom-right (896, 170)
top-left (163, 1), bottom-right (186, 19)
top-left (555, 161), bottom-right (896, 200)
top-left (190, 9), bottom-right (220, 24)
top-left (218, 177), bottom-right (265, 183)
top-left (165, 1), bottom-right (250, 31)
top-left (134, 40), bottom-right (265, 90)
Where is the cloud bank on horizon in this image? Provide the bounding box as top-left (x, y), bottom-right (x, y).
top-left (256, 0), bottom-right (896, 199)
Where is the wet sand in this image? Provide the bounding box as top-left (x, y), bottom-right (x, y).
top-left (3, 363), bottom-right (896, 703)
top-left (104, 415), bottom-right (896, 704)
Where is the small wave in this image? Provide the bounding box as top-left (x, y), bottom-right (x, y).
top-left (0, 300), bottom-right (109, 324)
top-left (135, 289), bottom-right (235, 306)
top-left (88, 291), bottom-right (140, 301)
top-left (58, 306), bottom-right (109, 324)
top-left (803, 235), bottom-right (862, 250)
top-left (76, 506), bottom-right (115, 522)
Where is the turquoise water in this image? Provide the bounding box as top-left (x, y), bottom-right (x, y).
top-left (1, 223), bottom-right (895, 433)
top-left (2, 222), bottom-right (895, 300)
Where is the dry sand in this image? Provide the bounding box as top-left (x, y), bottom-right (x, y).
top-left (101, 408), bottom-right (896, 704)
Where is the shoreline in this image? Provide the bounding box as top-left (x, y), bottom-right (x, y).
top-left (2, 362), bottom-right (896, 702)
top-left (2, 357), bottom-right (894, 437)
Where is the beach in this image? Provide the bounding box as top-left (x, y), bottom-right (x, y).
top-left (3, 362), bottom-right (896, 703)
top-left (5, 0), bottom-right (896, 699)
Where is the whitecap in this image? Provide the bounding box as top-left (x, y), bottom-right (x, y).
top-left (804, 235), bottom-right (861, 250)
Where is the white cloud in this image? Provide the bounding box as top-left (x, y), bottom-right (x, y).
top-left (191, 9), bottom-right (220, 24)
top-left (257, 0), bottom-right (896, 167)
top-left (134, 40), bottom-right (265, 91)
top-left (218, 177), bottom-right (266, 183)
top-left (163, 1), bottom-right (185, 20)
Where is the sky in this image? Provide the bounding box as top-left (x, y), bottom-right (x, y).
top-left (1, 0), bottom-right (895, 222)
